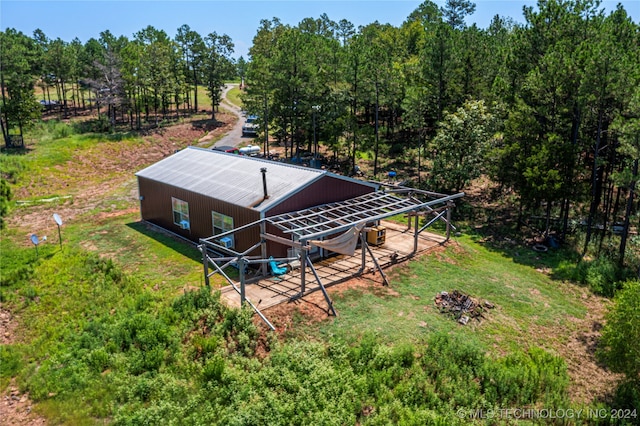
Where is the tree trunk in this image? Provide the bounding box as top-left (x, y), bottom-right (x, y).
top-left (373, 81), bottom-right (380, 177)
top-left (619, 158), bottom-right (638, 268)
top-left (193, 68), bottom-right (199, 112)
top-left (0, 71), bottom-right (9, 144)
top-left (583, 111), bottom-right (605, 256)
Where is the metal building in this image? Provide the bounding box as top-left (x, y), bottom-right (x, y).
top-left (135, 147), bottom-right (378, 256)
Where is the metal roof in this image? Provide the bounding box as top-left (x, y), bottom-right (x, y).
top-left (135, 147), bottom-right (373, 212)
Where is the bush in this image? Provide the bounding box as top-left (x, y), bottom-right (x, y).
top-left (584, 257), bottom-right (620, 297)
top-left (480, 347), bottom-right (569, 406)
top-left (172, 287), bottom-right (224, 322)
top-left (202, 355), bottom-right (225, 383)
top-left (0, 178), bottom-right (12, 229)
top-left (0, 345), bottom-right (23, 379)
top-left (598, 280), bottom-right (640, 381)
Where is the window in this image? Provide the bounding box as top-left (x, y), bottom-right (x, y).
top-left (212, 211), bottom-right (234, 248)
top-left (172, 197), bottom-right (190, 229)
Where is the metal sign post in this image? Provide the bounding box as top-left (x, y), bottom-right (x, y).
top-left (30, 234), bottom-right (39, 258)
top-left (53, 213), bottom-right (63, 249)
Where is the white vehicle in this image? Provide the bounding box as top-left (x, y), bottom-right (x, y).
top-left (242, 115), bottom-right (258, 137)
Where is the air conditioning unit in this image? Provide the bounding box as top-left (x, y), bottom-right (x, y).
top-left (179, 220), bottom-right (190, 230)
top-left (219, 237), bottom-right (233, 248)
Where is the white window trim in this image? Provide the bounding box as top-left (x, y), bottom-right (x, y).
top-left (212, 211), bottom-right (234, 248)
top-left (172, 197), bottom-right (190, 230)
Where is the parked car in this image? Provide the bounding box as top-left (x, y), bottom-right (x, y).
top-left (242, 115), bottom-right (258, 137)
top-left (39, 99), bottom-right (58, 110)
top-left (212, 145), bottom-right (240, 154)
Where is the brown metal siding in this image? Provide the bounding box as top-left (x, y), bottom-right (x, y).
top-left (265, 175), bottom-right (375, 217)
top-left (264, 176), bottom-right (375, 257)
top-left (138, 174), bottom-right (374, 258)
top-left (138, 177), bottom-right (260, 250)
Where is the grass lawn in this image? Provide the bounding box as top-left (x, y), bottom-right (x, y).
top-left (225, 85), bottom-right (244, 109)
top-left (312, 235), bottom-right (587, 355)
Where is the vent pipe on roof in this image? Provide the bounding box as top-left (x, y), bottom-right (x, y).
top-left (261, 167), bottom-right (269, 199)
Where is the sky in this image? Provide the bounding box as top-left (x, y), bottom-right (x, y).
top-left (2, 0), bottom-right (639, 59)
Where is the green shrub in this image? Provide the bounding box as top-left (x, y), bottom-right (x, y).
top-left (19, 285), bottom-right (38, 303)
top-left (611, 380), bottom-right (640, 416)
top-left (348, 332), bottom-right (379, 373)
top-left (0, 345), bottom-right (23, 378)
top-left (584, 257), bottom-right (620, 297)
top-left (0, 178), bottom-right (12, 229)
top-left (0, 240), bottom-right (36, 288)
top-left (221, 308), bottom-right (258, 356)
top-left (172, 287), bottom-right (224, 322)
top-left (421, 333), bottom-right (485, 379)
top-left (598, 280), bottom-right (640, 381)
top-left (480, 347), bottom-right (569, 407)
top-left (189, 334), bottom-right (221, 363)
top-left (86, 347), bottom-right (111, 373)
top-left (0, 156), bottom-right (25, 183)
top-left (202, 355), bottom-right (225, 383)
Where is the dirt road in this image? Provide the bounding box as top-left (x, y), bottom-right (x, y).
top-left (199, 83), bottom-right (256, 148)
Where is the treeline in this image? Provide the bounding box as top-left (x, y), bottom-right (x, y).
top-left (0, 24), bottom-right (236, 136)
top-left (1, 0), bottom-right (640, 265)
top-left (242, 0), bottom-right (640, 266)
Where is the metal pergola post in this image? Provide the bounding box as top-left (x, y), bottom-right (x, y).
top-left (363, 238), bottom-right (389, 286)
top-left (359, 232), bottom-right (367, 275)
top-left (200, 244), bottom-right (210, 287)
top-left (413, 213), bottom-right (419, 254)
top-left (200, 250), bottom-right (275, 331)
top-left (300, 241), bottom-right (307, 295)
top-left (238, 257), bottom-right (247, 305)
top-left (259, 221), bottom-right (268, 276)
top-left (306, 253), bottom-right (337, 316)
top-left (446, 202), bottom-right (453, 241)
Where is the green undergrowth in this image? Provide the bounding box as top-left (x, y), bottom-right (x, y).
top-left (1, 237), bottom-right (592, 425)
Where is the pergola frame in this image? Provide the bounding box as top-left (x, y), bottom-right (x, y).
top-left (198, 185), bottom-right (464, 330)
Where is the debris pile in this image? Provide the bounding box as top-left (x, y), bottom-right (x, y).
top-left (434, 290), bottom-right (494, 325)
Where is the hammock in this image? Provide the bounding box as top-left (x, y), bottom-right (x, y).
top-left (309, 223), bottom-right (365, 256)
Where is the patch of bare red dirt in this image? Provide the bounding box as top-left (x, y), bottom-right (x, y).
top-left (1, 381), bottom-right (47, 425)
top-left (7, 114), bottom-right (234, 242)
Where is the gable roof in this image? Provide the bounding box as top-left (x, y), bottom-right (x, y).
top-left (135, 146), bottom-right (376, 212)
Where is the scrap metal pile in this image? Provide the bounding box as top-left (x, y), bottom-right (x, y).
top-left (434, 290), bottom-right (494, 325)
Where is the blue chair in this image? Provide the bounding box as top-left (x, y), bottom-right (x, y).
top-left (269, 256), bottom-right (287, 276)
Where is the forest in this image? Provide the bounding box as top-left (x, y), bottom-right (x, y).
top-left (1, 0), bottom-right (640, 424)
top-left (2, 0), bottom-right (639, 266)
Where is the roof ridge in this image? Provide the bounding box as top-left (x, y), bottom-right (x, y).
top-left (186, 146), bottom-right (326, 175)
